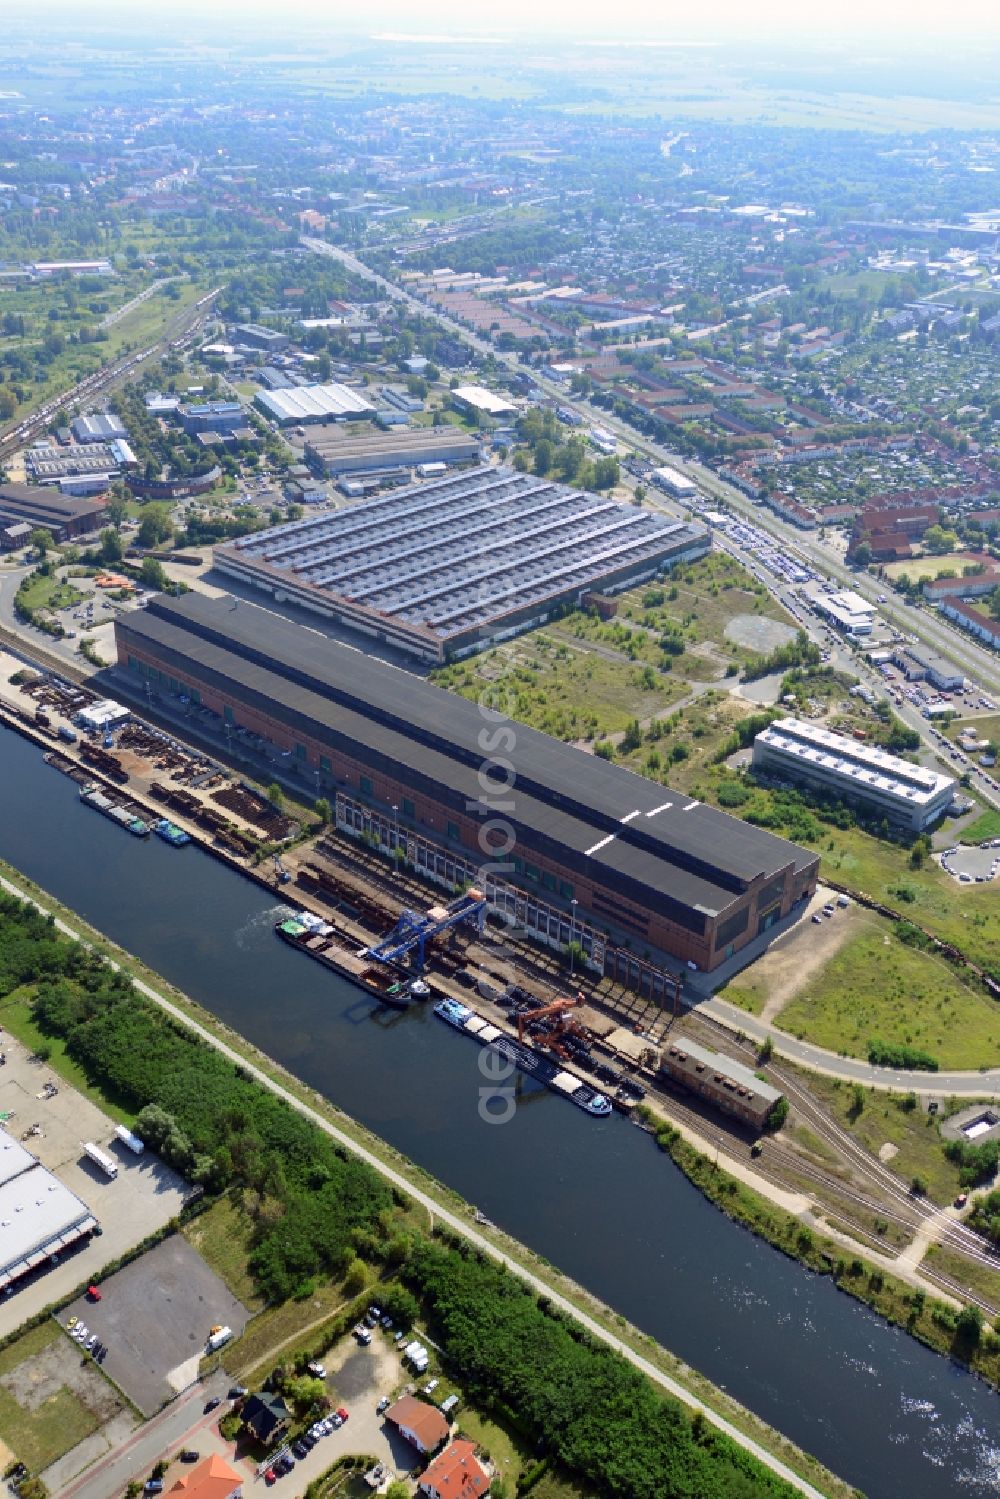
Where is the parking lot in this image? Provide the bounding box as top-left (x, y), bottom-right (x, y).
top-left (268, 1333), bottom-right (417, 1490)
top-left (0, 1027), bottom-right (189, 1341)
top-left (62, 1237), bottom-right (251, 1416)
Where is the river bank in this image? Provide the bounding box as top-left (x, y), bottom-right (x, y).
top-left (638, 1105), bottom-right (1000, 1389)
top-left (3, 717), bottom-right (1000, 1497)
top-left (0, 863), bottom-right (844, 1499)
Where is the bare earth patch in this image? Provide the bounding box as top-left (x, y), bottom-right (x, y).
top-left (723, 613), bottom-right (798, 653)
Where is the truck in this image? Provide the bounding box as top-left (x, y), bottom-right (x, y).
top-left (83, 1142), bottom-right (118, 1179)
top-left (206, 1326), bottom-right (233, 1352)
top-left (416, 462), bottom-right (447, 478)
top-left (57, 725), bottom-right (78, 744)
top-left (114, 1124), bottom-right (145, 1156)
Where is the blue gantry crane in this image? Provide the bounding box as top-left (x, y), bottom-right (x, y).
top-left (365, 888), bottom-right (487, 971)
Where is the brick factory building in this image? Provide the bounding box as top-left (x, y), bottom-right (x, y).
top-left (115, 594), bottom-right (819, 973)
top-left (0, 482), bottom-right (107, 539)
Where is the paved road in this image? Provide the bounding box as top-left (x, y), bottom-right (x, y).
top-left (703, 991), bottom-right (1000, 1098)
top-left (0, 872), bottom-right (827, 1499)
top-left (301, 236), bottom-right (1000, 701)
top-left (58, 1370), bottom-right (232, 1499)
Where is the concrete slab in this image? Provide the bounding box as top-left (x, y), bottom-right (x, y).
top-left (62, 1237), bottom-right (251, 1416)
top-left (0, 1033), bottom-right (189, 1341)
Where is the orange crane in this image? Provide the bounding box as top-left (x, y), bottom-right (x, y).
top-left (517, 993), bottom-right (584, 1045)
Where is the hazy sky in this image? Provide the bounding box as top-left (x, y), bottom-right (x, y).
top-left (18, 0), bottom-right (1000, 42)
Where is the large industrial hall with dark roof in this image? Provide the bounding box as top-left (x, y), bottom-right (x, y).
top-left (115, 593), bottom-right (818, 972)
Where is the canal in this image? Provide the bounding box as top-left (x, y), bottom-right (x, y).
top-left (1, 724), bottom-right (998, 1497)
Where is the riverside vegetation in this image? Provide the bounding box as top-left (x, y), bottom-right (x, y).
top-left (0, 890), bottom-right (807, 1499)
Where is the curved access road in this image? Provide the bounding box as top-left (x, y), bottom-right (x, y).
top-left (0, 872), bottom-right (828, 1499)
top-left (703, 992), bottom-right (1000, 1098)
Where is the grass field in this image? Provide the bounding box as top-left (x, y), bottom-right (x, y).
top-left (17, 573), bottom-right (84, 614)
top-left (884, 554), bottom-right (988, 583)
top-left (792, 1065), bottom-right (967, 1205)
top-left (0, 1321), bottom-right (117, 1472)
top-left (816, 821), bottom-right (998, 973)
top-left (182, 1196), bottom-right (264, 1312)
top-left (947, 713), bottom-right (1000, 749)
top-left (777, 915), bottom-right (1000, 1069)
top-left (958, 809), bottom-right (1000, 845)
top-left (0, 987), bottom-right (133, 1123)
top-left (432, 630), bottom-right (687, 742)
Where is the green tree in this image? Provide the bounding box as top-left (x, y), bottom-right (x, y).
top-left (140, 556), bottom-right (168, 590)
top-left (29, 527), bottom-right (55, 556)
top-left (137, 504), bottom-right (173, 550)
top-left (98, 527), bottom-right (123, 564)
top-left (314, 797), bottom-right (332, 825)
top-left (923, 524), bottom-right (958, 556)
top-left (267, 782), bottom-right (284, 810)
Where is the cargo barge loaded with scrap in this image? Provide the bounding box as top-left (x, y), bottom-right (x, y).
top-left (79, 783), bottom-right (149, 837)
top-left (275, 911), bottom-right (432, 1010)
top-left (435, 997), bottom-right (613, 1117)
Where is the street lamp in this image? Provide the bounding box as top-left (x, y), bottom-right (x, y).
top-left (391, 803), bottom-right (399, 874)
top-left (569, 898), bottom-right (578, 977)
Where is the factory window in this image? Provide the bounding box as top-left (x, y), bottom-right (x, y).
top-left (320, 755), bottom-right (331, 773)
top-left (189, 689), bottom-right (200, 706)
top-left (559, 880), bottom-right (574, 900)
top-left (295, 742), bottom-right (307, 761)
top-left (402, 798), bottom-right (415, 819)
top-left (168, 677), bottom-right (180, 695)
top-left (128, 655), bottom-right (140, 672)
top-left (223, 706), bottom-right (234, 725)
top-left (511, 856), bottom-right (524, 875)
top-left (447, 820), bottom-right (460, 841)
top-left (715, 906), bottom-right (749, 948)
top-left (524, 863), bottom-right (539, 882)
top-left (360, 775), bottom-right (373, 796)
top-left (541, 871), bottom-right (556, 892)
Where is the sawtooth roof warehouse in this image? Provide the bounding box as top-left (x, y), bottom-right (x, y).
top-left (214, 466), bottom-right (712, 664)
top-left (115, 593), bottom-right (819, 974)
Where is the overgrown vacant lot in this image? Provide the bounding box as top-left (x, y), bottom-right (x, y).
top-left (432, 631), bottom-right (687, 741)
top-left (0, 1321), bottom-right (125, 1472)
top-left (777, 913), bottom-right (1000, 1069)
top-left (787, 1064), bottom-right (968, 1205)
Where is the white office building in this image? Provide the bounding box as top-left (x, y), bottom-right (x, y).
top-left (815, 589), bottom-right (876, 636)
top-left (752, 716), bottom-right (956, 831)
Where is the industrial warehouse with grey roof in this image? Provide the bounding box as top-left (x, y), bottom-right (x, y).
top-left (253, 381), bottom-right (375, 425)
top-left (214, 466), bottom-right (711, 662)
top-left (304, 424), bottom-right (480, 476)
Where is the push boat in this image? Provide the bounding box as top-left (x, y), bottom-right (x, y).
top-left (152, 818), bottom-right (191, 847)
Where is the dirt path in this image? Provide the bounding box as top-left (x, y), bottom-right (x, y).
top-left (757, 897), bottom-right (865, 1024)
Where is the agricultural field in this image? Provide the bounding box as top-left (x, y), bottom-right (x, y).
top-left (776, 913), bottom-right (1000, 1069)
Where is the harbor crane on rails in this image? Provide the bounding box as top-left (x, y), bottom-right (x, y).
top-left (364, 888), bottom-right (487, 972)
top-left (516, 993), bottom-right (588, 1054)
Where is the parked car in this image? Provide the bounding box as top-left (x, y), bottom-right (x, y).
top-left (377, 1396), bottom-right (391, 1415)
top-left (180, 1451), bottom-right (199, 1464)
top-left (955, 1192), bottom-right (969, 1209)
top-left (144, 1484), bottom-right (164, 1495)
top-left (204, 1396), bottom-right (221, 1413)
top-left (336, 1407), bottom-right (349, 1423)
top-left (86, 1285), bottom-right (102, 1301)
